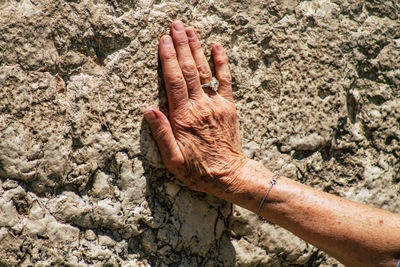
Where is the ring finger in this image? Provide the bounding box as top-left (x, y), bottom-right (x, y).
top-left (185, 27), bottom-right (213, 86)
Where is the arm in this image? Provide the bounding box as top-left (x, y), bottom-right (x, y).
top-left (216, 159), bottom-right (400, 267)
top-left (144, 20), bottom-right (400, 267)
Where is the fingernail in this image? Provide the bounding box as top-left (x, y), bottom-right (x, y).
top-left (215, 43), bottom-right (223, 51)
top-left (162, 35), bottom-right (173, 45)
top-left (173, 21), bottom-right (185, 31)
top-left (144, 108), bottom-right (157, 120)
top-left (186, 27), bottom-right (195, 38)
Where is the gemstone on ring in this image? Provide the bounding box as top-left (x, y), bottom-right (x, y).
top-left (202, 77), bottom-right (219, 92)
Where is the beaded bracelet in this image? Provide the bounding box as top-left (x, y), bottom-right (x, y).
top-left (257, 173), bottom-right (280, 215)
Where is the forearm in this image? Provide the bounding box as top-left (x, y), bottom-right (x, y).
top-left (151, 21), bottom-right (400, 267)
top-left (215, 159), bottom-right (400, 267)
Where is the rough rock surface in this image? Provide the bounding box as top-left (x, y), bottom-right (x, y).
top-left (0, 0), bottom-right (399, 266)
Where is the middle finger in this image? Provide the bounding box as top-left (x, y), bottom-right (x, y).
top-left (170, 21), bottom-right (203, 100)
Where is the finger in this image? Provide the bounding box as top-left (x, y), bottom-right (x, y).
top-left (144, 108), bottom-right (184, 174)
top-left (159, 35), bottom-right (189, 112)
top-left (185, 27), bottom-right (212, 85)
top-left (170, 21), bottom-right (202, 99)
top-left (212, 43), bottom-right (233, 100)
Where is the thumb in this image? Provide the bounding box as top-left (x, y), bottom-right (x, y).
top-left (143, 108), bottom-right (184, 174)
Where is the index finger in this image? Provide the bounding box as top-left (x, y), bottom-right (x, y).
top-left (159, 35), bottom-right (189, 112)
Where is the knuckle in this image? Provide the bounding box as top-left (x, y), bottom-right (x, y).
top-left (189, 39), bottom-right (202, 50)
top-left (198, 64), bottom-right (211, 80)
top-left (218, 74), bottom-right (232, 85)
top-left (196, 106), bottom-right (213, 120)
top-left (174, 36), bottom-right (188, 47)
top-left (199, 72), bottom-right (212, 82)
top-left (181, 62), bottom-right (197, 73)
top-left (215, 55), bottom-right (228, 65)
top-left (162, 48), bottom-right (177, 60)
top-left (181, 62), bottom-right (198, 79)
top-left (168, 74), bottom-right (186, 90)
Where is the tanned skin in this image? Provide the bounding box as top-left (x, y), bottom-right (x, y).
top-left (144, 21), bottom-right (400, 267)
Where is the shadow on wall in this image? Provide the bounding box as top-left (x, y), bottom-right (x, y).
top-left (138, 61), bottom-right (236, 265)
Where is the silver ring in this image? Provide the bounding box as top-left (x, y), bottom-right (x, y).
top-left (202, 77), bottom-right (219, 92)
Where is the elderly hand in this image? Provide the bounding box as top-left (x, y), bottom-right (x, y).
top-left (144, 21), bottom-right (248, 193)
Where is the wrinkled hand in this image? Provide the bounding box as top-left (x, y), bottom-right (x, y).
top-left (144, 21), bottom-right (247, 193)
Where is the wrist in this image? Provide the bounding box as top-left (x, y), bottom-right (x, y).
top-left (203, 154), bottom-right (249, 195)
top-left (211, 159), bottom-right (275, 210)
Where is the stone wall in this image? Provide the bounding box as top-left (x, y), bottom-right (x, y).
top-left (0, 0), bottom-right (399, 266)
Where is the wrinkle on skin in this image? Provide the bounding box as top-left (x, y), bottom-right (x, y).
top-left (172, 99), bottom-right (246, 191)
top-left (145, 20), bottom-right (245, 193)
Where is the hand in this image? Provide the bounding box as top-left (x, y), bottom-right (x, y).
top-left (144, 21), bottom-right (247, 193)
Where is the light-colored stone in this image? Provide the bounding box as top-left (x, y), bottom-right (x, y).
top-left (85, 229), bottom-right (97, 241)
top-left (232, 238), bottom-right (270, 266)
top-left (90, 170), bottom-right (113, 198)
top-left (98, 234), bottom-right (116, 247)
top-left (0, 0), bottom-right (399, 265)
